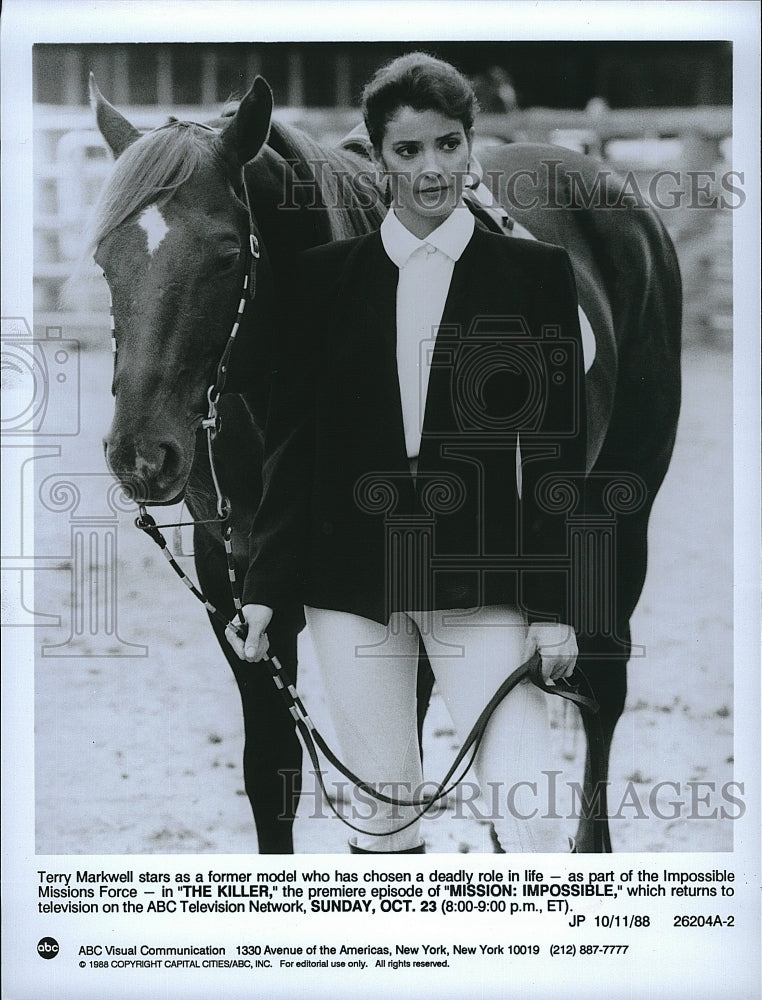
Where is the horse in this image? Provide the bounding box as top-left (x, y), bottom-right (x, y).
top-left (88, 75), bottom-right (681, 854)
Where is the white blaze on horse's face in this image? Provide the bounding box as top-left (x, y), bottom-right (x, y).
top-left (136, 204), bottom-right (169, 257)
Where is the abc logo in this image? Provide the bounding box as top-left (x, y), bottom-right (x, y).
top-left (37, 937), bottom-right (60, 959)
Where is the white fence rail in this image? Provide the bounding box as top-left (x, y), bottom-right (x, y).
top-left (34, 104), bottom-right (732, 334)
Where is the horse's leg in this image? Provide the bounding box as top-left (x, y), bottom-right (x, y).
top-left (194, 530), bottom-right (303, 854)
top-left (574, 216), bottom-right (682, 852)
top-left (574, 503), bottom-right (658, 852)
top-left (416, 640), bottom-right (435, 756)
top-left (574, 637), bottom-right (628, 853)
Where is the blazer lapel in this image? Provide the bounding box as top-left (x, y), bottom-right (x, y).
top-left (418, 236), bottom-right (479, 460)
top-left (341, 234), bottom-right (411, 478)
top-left (439, 238), bottom-right (475, 327)
top-left (339, 233), bottom-right (398, 355)
top-left (418, 229), bottom-right (529, 469)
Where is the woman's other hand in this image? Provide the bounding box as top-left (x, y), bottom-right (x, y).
top-left (225, 604), bottom-right (273, 662)
top-left (526, 622), bottom-right (578, 683)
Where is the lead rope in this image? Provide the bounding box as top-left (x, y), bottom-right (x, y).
top-left (111, 164), bottom-right (609, 846)
top-left (132, 499), bottom-right (603, 840)
top-left (125, 303), bottom-right (608, 844)
top-left (123, 279), bottom-right (608, 844)
top-left (130, 498), bottom-right (607, 841)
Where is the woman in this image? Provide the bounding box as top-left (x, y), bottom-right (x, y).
top-left (227, 53), bottom-right (586, 853)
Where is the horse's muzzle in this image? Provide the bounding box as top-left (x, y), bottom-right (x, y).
top-left (103, 432), bottom-right (189, 504)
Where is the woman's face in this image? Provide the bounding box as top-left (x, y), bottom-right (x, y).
top-left (374, 105), bottom-right (473, 237)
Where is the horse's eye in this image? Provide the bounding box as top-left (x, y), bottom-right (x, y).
top-left (217, 249), bottom-right (240, 271)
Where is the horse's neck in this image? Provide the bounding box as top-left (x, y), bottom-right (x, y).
top-left (244, 147), bottom-right (332, 263)
top-left (248, 132), bottom-right (383, 259)
top-left (184, 136), bottom-right (383, 537)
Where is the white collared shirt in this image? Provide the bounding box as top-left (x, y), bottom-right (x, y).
top-left (380, 203), bottom-right (475, 458)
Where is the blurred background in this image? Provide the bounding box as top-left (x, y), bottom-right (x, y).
top-left (34, 40), bottom-right (733, 347)
top-left (28, 41), bottom-right (736, 853)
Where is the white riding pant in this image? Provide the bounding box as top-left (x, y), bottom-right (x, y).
top-left (305, 605), bottom-right (569, 853)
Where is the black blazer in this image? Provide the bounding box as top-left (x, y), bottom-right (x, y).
top-left (242, 225), bottom-right (586, 627)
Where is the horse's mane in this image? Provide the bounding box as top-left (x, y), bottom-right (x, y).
top-left (266, 119), bottom-right (384, 241)
top-left (87, 122), bottom-right (213, 253)
top-left (86, 112), bottom-right (384, 258)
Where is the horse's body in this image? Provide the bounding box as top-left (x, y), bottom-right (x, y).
top-left (91, 78), bottom-right (680, 853)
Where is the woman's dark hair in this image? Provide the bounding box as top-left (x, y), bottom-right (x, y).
top-left (362, 52), bottom-right (478, 151)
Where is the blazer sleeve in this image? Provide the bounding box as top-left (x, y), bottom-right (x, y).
top-left (240, 257), bottom-right (317, 611)
top-left (520, 246), bottom-right (587, 628)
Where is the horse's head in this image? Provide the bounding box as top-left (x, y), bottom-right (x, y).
top-left (90, 76), bottom-right (273, 504)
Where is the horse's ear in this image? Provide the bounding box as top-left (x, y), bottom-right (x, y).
top-left (217, 76), bottom-right (273, 169)
top-left (89, 73), bottom-right (141, 158)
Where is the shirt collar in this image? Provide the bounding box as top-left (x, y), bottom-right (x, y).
top-left (380, 202), bottom-right (475, 268)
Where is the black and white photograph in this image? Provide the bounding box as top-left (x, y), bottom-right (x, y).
top-left (2, 2), bottom-right (760, 998)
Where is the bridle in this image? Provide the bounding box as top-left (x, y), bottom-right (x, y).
top-left (103, 117), bottom-right (261, 529)
top-left (103, 122), bottom-right (263, 622)
top-left (104, 129), bottom-right (612, 850)
top-left (136, 219), bottom-right (259, 507)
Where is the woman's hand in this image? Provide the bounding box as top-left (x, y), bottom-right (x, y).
top-left (225, 604), bottom-right (273, 662)
top-left (526, 622), bottom-right (578, 683)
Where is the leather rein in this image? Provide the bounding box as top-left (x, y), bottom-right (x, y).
top-left (112, 154), bottom-right (611, 850)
